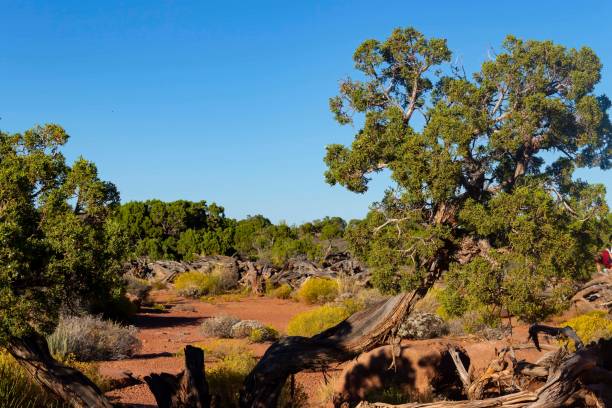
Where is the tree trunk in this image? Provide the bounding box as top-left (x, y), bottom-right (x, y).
top-left (7, 334), bottom-right (113, 408)
top-left (239, 287), bottom-right (429, 408)
top-left (144, 345), bottom-right (211, 408)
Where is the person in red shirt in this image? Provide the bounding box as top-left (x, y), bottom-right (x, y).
top-left (595, 246), bottom-right (612, 274)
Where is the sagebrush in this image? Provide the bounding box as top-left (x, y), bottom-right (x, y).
top-left (47, 315), bottom-right (141, 361)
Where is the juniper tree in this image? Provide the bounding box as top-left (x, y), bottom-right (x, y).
top-left (0, 124), bottom-right (123, 406)
top-left (327, 28), bottom-right (611, 321)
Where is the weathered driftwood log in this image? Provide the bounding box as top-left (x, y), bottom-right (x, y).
top-left (240, 289), bottom-right (427, 408)
top-left (144, 345), bottom-right (211, 408)
top-left (7, 334), bottom-right (113, 408)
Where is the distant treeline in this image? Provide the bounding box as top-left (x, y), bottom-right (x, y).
top-left (114, 200), bottom-right (347, 266)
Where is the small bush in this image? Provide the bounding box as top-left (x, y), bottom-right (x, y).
top-left (230, 320), bottom-right (264, 339)
top-left (47, 315), bottom-right (141, 361)
top-left (249, 326), bottom-right (279, 343)
top-left (287, 304), bottom-right (350, 337)
top-left (124, 275), bottom-right (152, 304)
top-left (563, 311), bottom-right (612, 348)
top-left (267, 283), bottom-right (293, 299)
top-left (206, 345), bottom-right (257, 408)
top-left (295, 277), bottom-right (339, 304)
top-left (210, 264), bottom-right (240, 291)
top-left (0, 352), bottom-right (67, 408)
top-left (174, 272), bottom-right (222, 298)
top-left (201, 316), bottom-right (241, 338)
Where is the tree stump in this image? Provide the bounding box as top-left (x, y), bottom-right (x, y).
top-left (145, 345), bottom-right (211, 408)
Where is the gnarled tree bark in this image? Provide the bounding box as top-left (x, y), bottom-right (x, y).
top-left (7, 334), bottom-right (113, 408)
top-left (240, 287), bottom-right (429, 407)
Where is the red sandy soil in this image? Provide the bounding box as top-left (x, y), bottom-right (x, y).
top-left (102, 291), bottom-right (319, 407)
top-left (101, 291), bottom-right (556, 407)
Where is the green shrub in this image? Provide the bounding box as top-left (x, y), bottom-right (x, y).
top-left (206, 346), bottom-right (257, 408)
top-left (249, 326), bottom-right (279, 343)
top-left (295, 277), bottom-right (339, 304)
top-left (267, 283), bottom-right (293, 299)
top-left (174, 272), bottom-right (222, 298)
top-left (47, 315), bottom-right (141, 361)
top-left (563, 311), bottom-right (612, 348)
top-left (287, 304), bottom-right (350, 337)
top-left (0, 352), bottom-right (68, 408)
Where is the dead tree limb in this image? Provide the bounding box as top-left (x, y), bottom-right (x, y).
top-left (7, 334), bottom-right (113, 408)
top-left (356, 334), bottom-right (612, 408)
top-left (528, 324), bottom-right (583, 351)
top-left (240, 289), bottom-right (427, 408)
top-left (448, 347), bottom-right (471, 392)
top-left (144, 345), bottom-right (211, 408)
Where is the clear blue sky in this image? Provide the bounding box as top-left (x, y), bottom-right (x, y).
top-left (2, 1), bottom-right (610, 223)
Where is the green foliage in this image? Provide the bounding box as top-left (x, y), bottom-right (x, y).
top-left (117, 200), bottom-right (234, 261)
top-left (174, 272), bottom-right (222, 298)
top-left (328, 27), bottom-right (611, 322)
top-left (286, 304), bottom-right (351, 337)
top-left (365, 387), bottom-right (413, 405)
top-left (0, 125), bottom-right (128, 345)
top-left (267, 283), bottom-right (293, 299)
top-left (0, 351), bottom-right (68, 408)
top-left (204, 343), bottom-right (257, 408)
top-left (295, 278), bottom-right (339, 304)
top-left (233, 216), bottom-right (328, 266)
top-left (563, 311), bottom-right (612, 347)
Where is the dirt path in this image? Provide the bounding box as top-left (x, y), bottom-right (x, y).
top-left (101, 291), bottom-right (554, 407)
top-left (102, 290), bottom-right (317, 406)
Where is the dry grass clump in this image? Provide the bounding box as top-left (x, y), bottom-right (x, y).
top-left (204, 342), bottom-right (257, 408)
top-left (124, 275), bottom-right (152, 304)
top-left (267, 283), bottom-right (293, 299)
top-left (200, 292), bottom-right (249, 304)
top-left (47, 315), bottom-right (141, 361)
top-left (0, 351), bottom-right (68, 408)
top-left (287, 304), bottom-right (350, 337)
top-left (0, 351), bottom-right (109, 408)
top-left (200, 315), bottom-right (241, 338)
top-left (295, 277), bottom-right (339, 304)
top-left (174, 272), bottom-right (222, 298)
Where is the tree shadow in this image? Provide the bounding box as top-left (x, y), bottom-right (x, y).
top-left (131, 314), bottom-right (203, 329)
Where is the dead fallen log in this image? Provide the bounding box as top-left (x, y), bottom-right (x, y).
top-left (7, 334), bottom-right (113, 408)
top-left (144, 345), bottom-right (211, 408)
top-left (356, 332), bottom-right (612, 408)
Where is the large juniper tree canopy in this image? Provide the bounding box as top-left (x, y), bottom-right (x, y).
top-left (0, 125), bottom-right (125, 343)
top-left (326, 27), bottom-right (611, 320)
